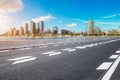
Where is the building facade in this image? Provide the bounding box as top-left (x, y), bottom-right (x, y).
top-left (38, 21), bottom-right (44, 34)
top-left (88, 20), bottom-right (94, 35)
top-left (53, 26), bottom-right (58, 34)
top-left (30, 21), bottom-right (36, 35)
top-left (24, 23), bottom-right (29, 35)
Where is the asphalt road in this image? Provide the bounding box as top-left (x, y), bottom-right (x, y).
top-left (0, 38), bottom-right (120, 80)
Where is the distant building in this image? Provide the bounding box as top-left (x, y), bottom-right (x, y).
top-left (19, 26), bottom-right (24, 36)
top-left (88, 20), bottom-right (94, 35)
top-left (8, 31), bottom-right (10, 36)
top-left (16, 30), bottom-right (19, 36)
top-left (61, 29), bottom-right (69, 35)
top-left (24, 23), bottom-right (29, 35)
top-left (38, 21), bottom-right (44, 34)
top-left (112, 29), bottom-right (119, 34)
top-left (53, 26), bottom-right (58, 34)
top-left (30, 21), bottom-right (36, 35)
top-left (100, 32), bottom-right (105, 35)
top-left (46, 29), bottom-right (51, 34)
top-left (13, 28), bottom-right (17, 36)
top-left (10, 28), bottom-right (14, 36)
top-left (94, 27), bottom-right (100, 36)
top-left (105, 29), bottom-right (119, 35)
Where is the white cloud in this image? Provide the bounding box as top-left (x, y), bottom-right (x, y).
top-left (67, 23), bottom-right (77, 27)
top-left (62, 27), bottom-right (67, 29)
top-left (0, 0), bottom-right (24, 13)
top-left (0, 0), bottom-right (24, 34)
top-left (73, 18), bottom-right (88, 23)
top-left (95, 21), bottom-right (120, 25)
top-left (32, 14), bottom-right (54, 23)
top-left (102, 13), bottom-right (120, 19)
top-left (0, 13), bottom-right (7, 18)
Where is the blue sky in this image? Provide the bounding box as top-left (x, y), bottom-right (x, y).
top-left (0, 0), bottom-right (120, 33)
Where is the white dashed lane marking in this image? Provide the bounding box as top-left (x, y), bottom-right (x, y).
top-left (101, 56), bottom-right (120, 80)
top-left (96, 62), bottom-right (112, 70)
top-left (75, 46), bottom-right (86, 49)
top-left (7, 56), bottom-right (36, 65)
top-left (7, 56), bottom-right (32, 61)
top-left (12, 57), bottom-right (36, 65)
top-left (109, 55), bottom-right (119, 59)
top-left (62, 48), bottom-right (72, 51)
top-left (42, 51), bottom-right (61, 56)
top-left (115, 50), bottom-right (120, 53)
top-left (68, 49), bottom-right (76, 52)
top-left (62, 48), bottom-right (76, 52)
top-left (42, 51), bottom-right (55, 54)
top-left (49, 52), bottom-right (61, 56)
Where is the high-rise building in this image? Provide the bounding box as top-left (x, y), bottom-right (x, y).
top-left (53, 26), bottom-right (58, 34)
top-left (8, 31), bottom-right (10, 36)
top-left (10, 28), bottom-right (14, 36)
top-left (30, 21), bottom-right (36, 35)
top-left (16, 30), bottom-right (19, 36)
top-left (19, 26), bottom-right (24, 36)
top-left (88, 20), bottom-right (94, 35)
top-left (24, 23), bottom-right (29, 35)
top-left (38, 21), bottom-right (44, 34)
top-left (13, 28), bottom-right (17, 36)
top-left (94, 27), bottom-right (100, 36)
top-left (61, 29), bottom-right (69, 35)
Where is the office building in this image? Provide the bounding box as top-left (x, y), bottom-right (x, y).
top-left (30, 21), bottom-right (36, 35)
top-left (61, 29), bottom-right (69, 35)
top-left (13, 28), bottom-right (17, 36)
top-left (10, 28), bottom-right (14, 36)
top-left (53, 26), bottom-right (58, 34)
top-left (94, 27), bottom-right (100, 36)
top-left (24, 23), bottom-right (29, 35)
top-left (38, 21), bottom-right (44, 34)
top-left (88, 20), bottom-right (94, 35)
top-left (19, 26), bottom-right (24, 36)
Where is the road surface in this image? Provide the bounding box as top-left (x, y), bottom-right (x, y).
top-left (0, 37), bottom-right (120, 80)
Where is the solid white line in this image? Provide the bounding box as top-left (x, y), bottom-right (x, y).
top-left (101, 56), bottom-right (120, 80)
top-left (12, 57), bottom-right (36, 65)
top-left (68, 49), bottom-right (76, 52)
top-left (49, 52), bottom-right (61, 56)
top-left (115, 51), bottom-right (120, 53)
top-left (18, 48), bottom-right (31, 50)
top-left (109, 55), bottom-right (119, 59)
top-left (0, 50), bottom-right (10, 52)
top-left (96, 62), bottom-right (112, 70)
top-left (7, 56), bottom-right (32, 61)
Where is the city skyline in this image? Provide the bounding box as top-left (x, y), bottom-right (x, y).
top-left (0, 0), bottom-right (120, 34)
top-left (2, 19), bottom-right (120, 37)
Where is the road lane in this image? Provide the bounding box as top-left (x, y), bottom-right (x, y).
top-left (0, 38), bottom-right (119, 80)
